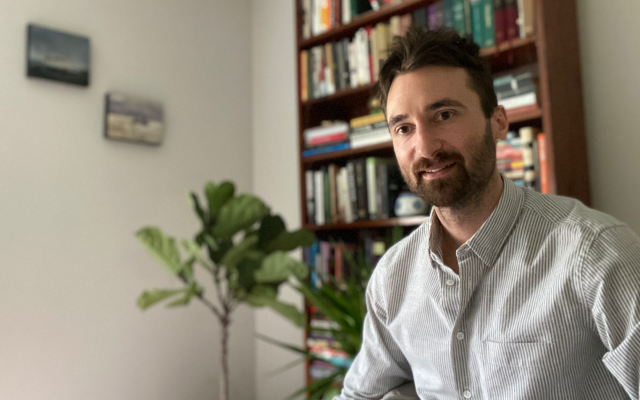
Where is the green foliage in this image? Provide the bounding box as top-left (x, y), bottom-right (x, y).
top-left (136, 181), bottom-right (316, 321)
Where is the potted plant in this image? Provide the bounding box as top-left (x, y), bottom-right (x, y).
top-left (135, 181), bottom-right (315, 400)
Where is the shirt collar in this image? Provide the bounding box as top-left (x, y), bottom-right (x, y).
top-left (425, 177), bottom-right (524, 269)
top-left (464, 176), bottom-right (524, 267)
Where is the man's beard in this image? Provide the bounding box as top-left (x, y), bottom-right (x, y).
top-left (401, 121), bottom-right (497, 210)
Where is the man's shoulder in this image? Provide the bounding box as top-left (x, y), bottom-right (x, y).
top-left (521, 188), bottom-right (626, 235)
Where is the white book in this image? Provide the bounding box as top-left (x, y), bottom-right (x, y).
top-left (342, 0), bottom-right (351, 25)
top-left (314, 170), bottom-right (325, 225)
top-left (366, 157), bottom-right (379, 220)
top-left (499, 91), bottom-right (537, 110)
top-left (347, 40), bottom-right (358, 88)
top-left (337, 167), bottom-right (354, 224)
top-left (305, 170), bottom-right (315, 224)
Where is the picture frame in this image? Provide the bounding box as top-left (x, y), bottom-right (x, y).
top-left (26, 24), bottom-right (90, 86)
top-left (104, 93), bottom-right (165, 145)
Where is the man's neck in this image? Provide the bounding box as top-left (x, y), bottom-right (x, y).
top-left (435, 172), bottom-right (504, 257)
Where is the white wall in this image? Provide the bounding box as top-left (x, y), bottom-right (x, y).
top-left (250, 1), bottom-right (306, 400)
top-left (0, 0), bottom-right (254, 399)
top-left (576, 0), bottom-right (640, 235)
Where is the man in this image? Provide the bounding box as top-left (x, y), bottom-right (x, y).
top-left (335, 28), bottom-right (640, 400)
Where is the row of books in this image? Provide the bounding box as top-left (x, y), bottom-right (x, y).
top-left (299, 0), bottom-right (536, 101)
top-left (300, 0), bottom-right (399, 39)
top-left (494, 64), bottom-right (538, 111)
top-left (305, 157), bottom-right (409, 226)
top-left (498, 126), bottom-right (549, 193)
top-left (302, 112), bottom-right (391, 157)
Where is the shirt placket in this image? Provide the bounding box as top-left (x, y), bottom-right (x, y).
top-left (451, 244), bottom-right (483, 400)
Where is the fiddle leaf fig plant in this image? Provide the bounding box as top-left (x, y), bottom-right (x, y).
top-left (136, 181), bottom-right (315, 400)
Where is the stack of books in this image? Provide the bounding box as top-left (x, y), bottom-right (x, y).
top-left (497, 126), bottom-right (546, 191)
top-left (494, 65), bottom-right (539, 111)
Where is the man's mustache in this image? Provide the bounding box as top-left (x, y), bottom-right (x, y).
top-left (411, 151), bottom-right (464, 175)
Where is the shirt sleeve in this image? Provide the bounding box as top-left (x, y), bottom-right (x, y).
top-left (334, 263), bottom-right (414, 400)
top-left (582, 224), bottom-right (640, 400)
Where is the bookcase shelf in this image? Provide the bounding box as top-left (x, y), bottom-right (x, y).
top-left (304, 215), bottom-right (430, 231)
top-left (295, 0), bottom-right (589, 392)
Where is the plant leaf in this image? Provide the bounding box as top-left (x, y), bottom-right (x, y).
top-left (257, 215), bottom-right (286, 249)
top-left (213, 195), bottom-right (269, 240)
top-left (181, 239), bottom-right (213, 273)
top-left (137, 289), bottom-right (183, 310)
top-left (264, 229), bottom-right (316, 253)
top-left (136, 227), bottom-right (182, 275)
top-left (255, 251), bottom-right (308, 283)
top-left (205, 181), bottom-right (235, 219)
top-left (220, 235), bottom-right (259, 269)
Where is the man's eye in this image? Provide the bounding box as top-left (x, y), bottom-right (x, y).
top-left (396, 126), bottom-right (409, 135)
top-left (438, 111), bottom-right (453, 121)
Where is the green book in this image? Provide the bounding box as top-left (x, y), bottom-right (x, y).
top-left (443, 0), bottom-right (455, 28)
top-left (483, 0), bottom-right (496, 46)
top-left (470, 0), bottom-right (484, 46)
top-left (463, 0), bottom-right (473, 38)
top-left (452, 0), bottom-right (466, 36)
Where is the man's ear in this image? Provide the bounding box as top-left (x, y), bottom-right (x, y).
top-left (492, 105), bottom-right (509, 141)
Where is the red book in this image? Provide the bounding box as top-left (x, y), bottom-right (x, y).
top-left (504, 0), bottom-right (519, 40)
top-left (307, 132), bottom-right (348, 146)
top-left (537, 132), bottom-right (549, 194)
top-left (493, 0), bottom-right (506, 44)
top-left (365, 26), bottom-right (374, 83)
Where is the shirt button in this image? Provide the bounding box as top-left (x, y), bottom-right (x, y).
top-left (456, 332), bottom-right (465, 340)
top-left (463, 390), bottom-right (472, 398)
top-left (446, 279), bottom-right (455, 286)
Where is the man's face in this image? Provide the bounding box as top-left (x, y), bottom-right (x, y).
top-left (386, 66), bottom-right (506, 210)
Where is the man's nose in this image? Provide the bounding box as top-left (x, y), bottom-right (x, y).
top-left (413, 123), bottom-right (442, 159)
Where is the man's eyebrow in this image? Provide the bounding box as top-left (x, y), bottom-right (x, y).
top-left (428, 98), bottom-right (466, 110)
top-left (388, 114), bottom-right (408, 127)
top-left (388, 99), bottom-right (466, 126)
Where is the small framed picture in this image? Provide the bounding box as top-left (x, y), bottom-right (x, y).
top-left (26, 24), bottom-right (90, 86)
top-left (104, 93), bottom-right (165, 145)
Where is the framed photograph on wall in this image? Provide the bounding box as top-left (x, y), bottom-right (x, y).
top-left (104, 93), bottom-right (165, 145)
top-left (26, 24), bottom-right (90, 86)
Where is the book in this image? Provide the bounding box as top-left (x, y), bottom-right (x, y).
top-left (519, 126), bottom-right (540, 189)
top-left (324, 42), bottom-right (336, 95)
top-left (305, 169), bottom-right (315, 224)
top-left (314, 170), bottom-right (325, 225)
top-left (517, 0), bottom-right (535, 38)
top-left (350, 112), bottom-right (386, 129)
top-left (470, 0), bottom-right (484, 46)
top-left (498, 91), bottom-right (536, 110)
top-left (493, 0), bottom-right (506, 44)
top-left (504, 0), bottom-right (519, 40)
top-left (303, 121), bottom-right (350, 146)
top-left (300, 50), bottom-right (309, 101)
top-left (452, 0), bottom-right (466, 36)
top-left (366, 157), bottom-right (381, 220)
top-left (350, 127), bottom-right (391, 148)
top-left (346, 161), bottom-right (359, 222)
top-left (324, 165), bottom-right (331, 223)
top-left (354, 158), bottom-right (369, 220)
top-left (302, 142), bottom-right (351, 158)
top-left (482, 0), bottom-right (496, 47)
top-left (329, 163), bottom-right (339, 223)
top-left (443, 0), bottom-right (455, 28)
top-left (412, 7), bottom-right (428, 30)
top-left (537, 132), bottom-right (549, 194)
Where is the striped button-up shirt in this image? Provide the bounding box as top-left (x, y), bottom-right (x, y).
top-left (337, 177), bottom-right (640, 400)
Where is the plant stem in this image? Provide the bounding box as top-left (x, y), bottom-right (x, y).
top-left (220, 314), bottom-right (229, 400)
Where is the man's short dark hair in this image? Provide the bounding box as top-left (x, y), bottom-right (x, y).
top-left (378, 27), bottom-right (497, 118)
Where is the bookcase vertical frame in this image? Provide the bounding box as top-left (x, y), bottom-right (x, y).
top-left (535, 0), bottom-right (591, 205)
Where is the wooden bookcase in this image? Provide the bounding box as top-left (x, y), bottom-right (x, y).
top-left (294, 0), bottom-right (589, 388)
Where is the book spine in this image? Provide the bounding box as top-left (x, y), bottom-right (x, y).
top-left (307, 132), bottom-right (348, 147)
top-left (314, 170), bottom-right (325, 225)
top-left (493, 0), bottom-right (506, 44)
top-left (354, 158), bottom-right (369, 220)
top-left (504, 0), bottom-right (519, 40)
top-left (366, 157), bottom-right (378, 220)
top-left (470, 0), bottom-right (484, 46)
top-left (482, 0), bottom-right (495, 47)
top-left (335, 40), bottom-right (345, 92)
top-left (463, 0), bottom-right (473, 38)
top-left (324, 42), bottom-right (335, 95)
top-left (537, 132), bottom-right (549, 194)
top-left (300, 50), bottom-right (309, 101)
top-left (519, 126), bottom-right (539, 189)
top-left (443, 0), bottom-right (455, 28)
top-left (305, 169), bottom-right (315, 224)
top-left (346, 161), bottom-right (358, 222)
top-left (323, 166), bottom-right (331, 223)
top-left (452, 0), bottom-right (466, 36)
top-left (328, 163), bottom-right (339, 224)
top-left (302, 142), bottom-right (350, 157)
